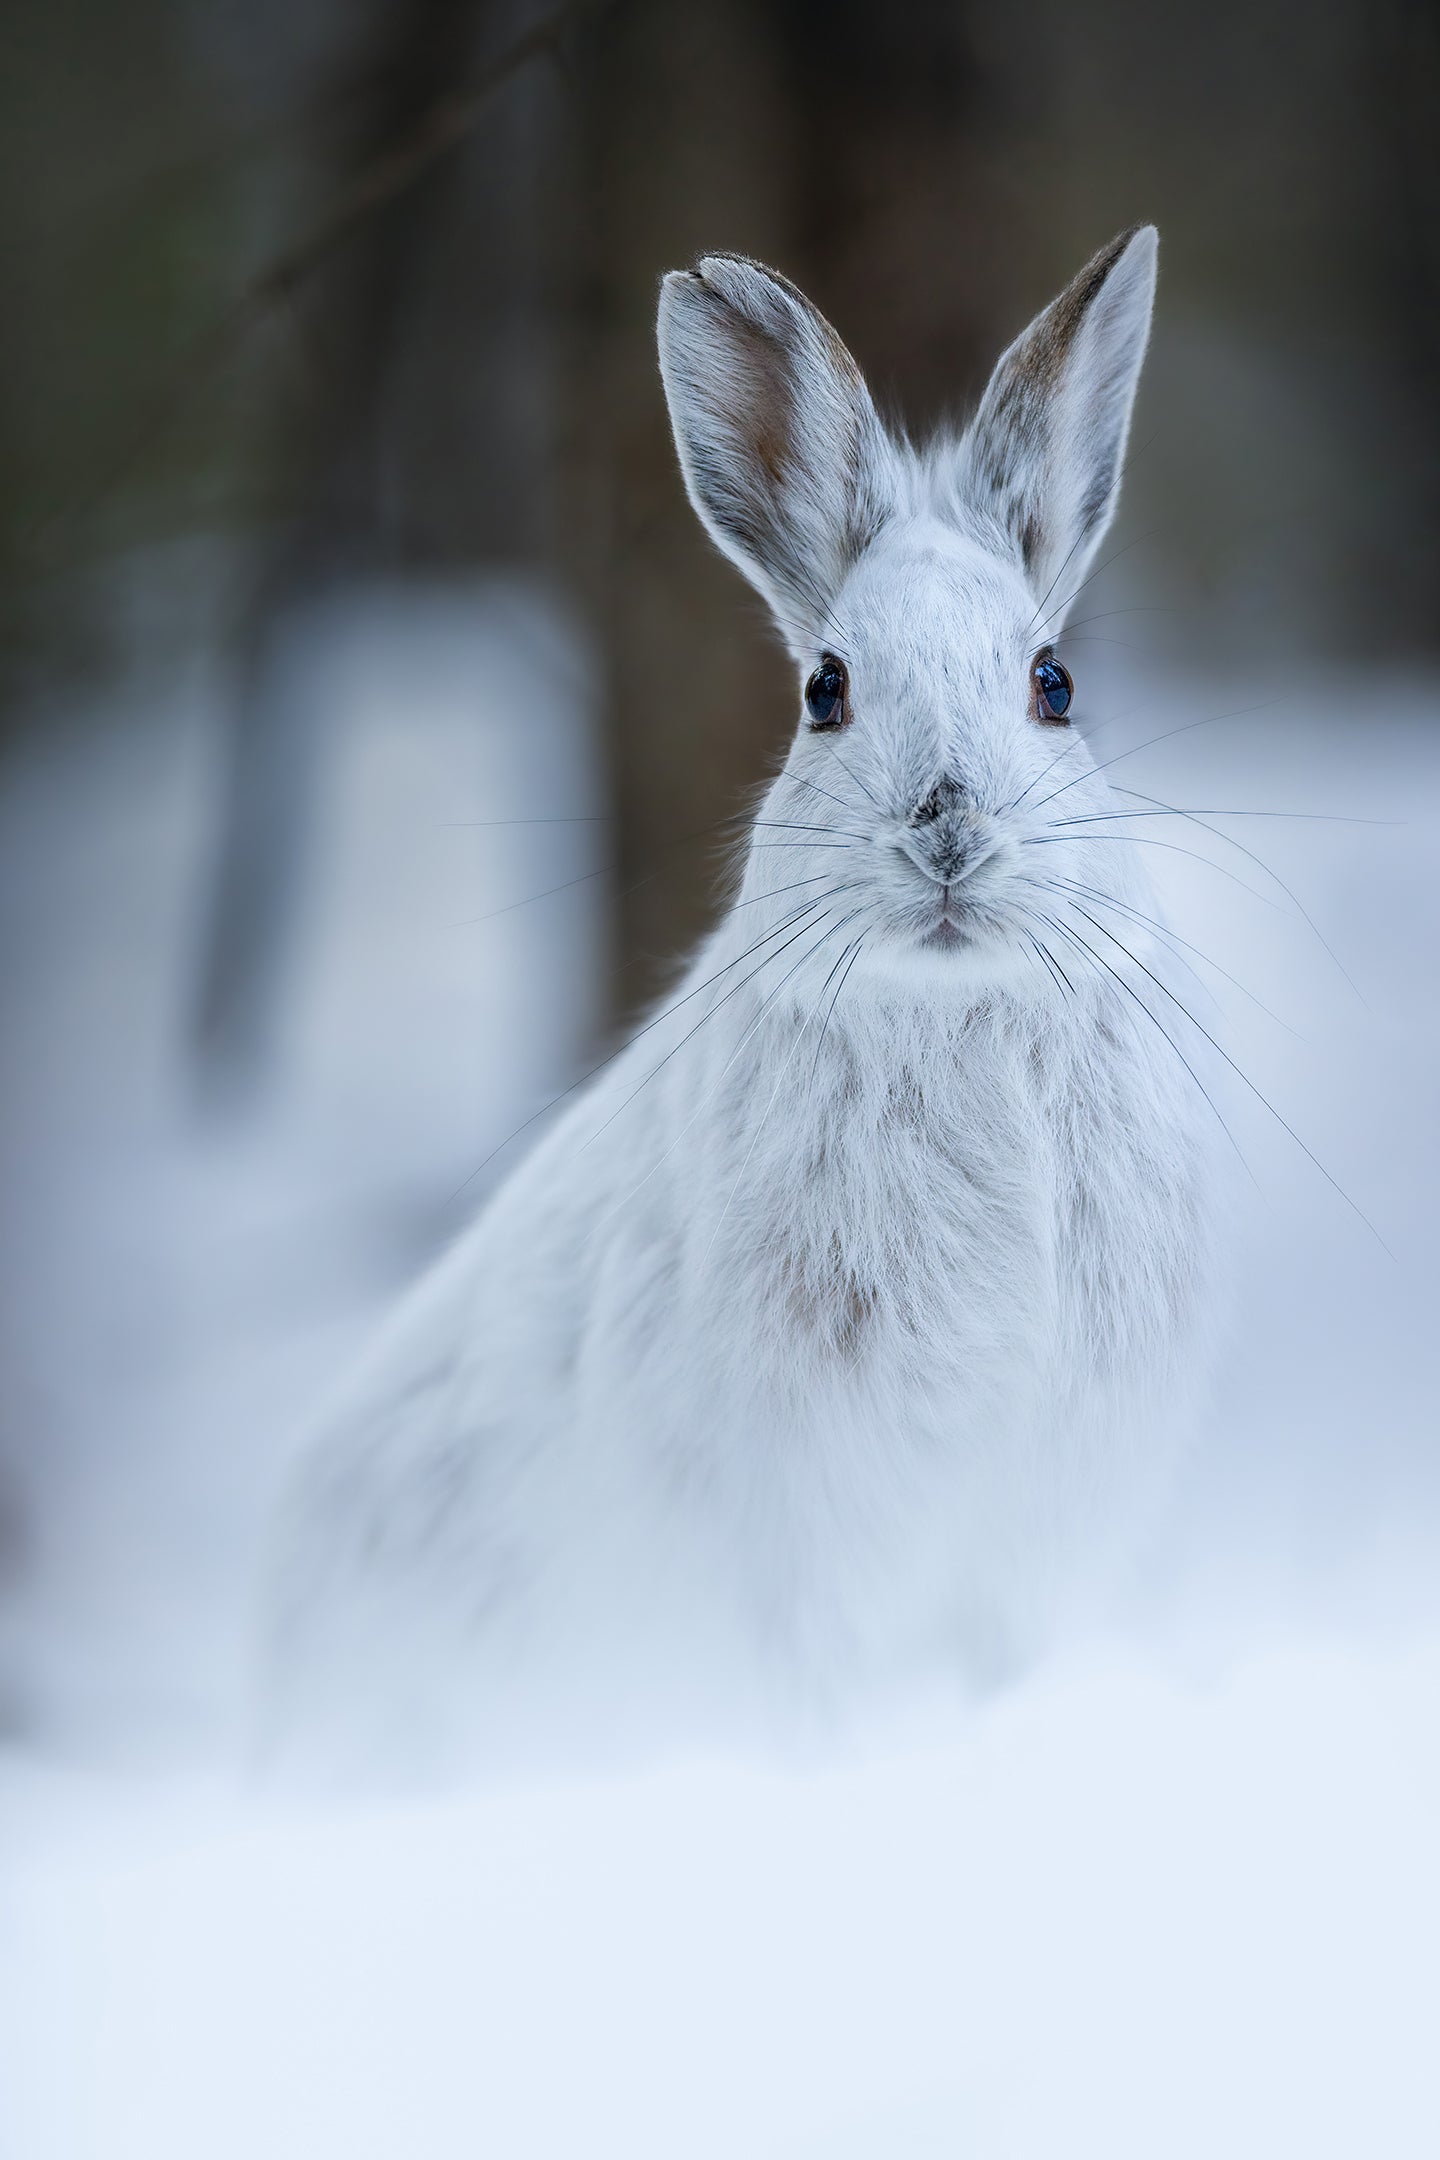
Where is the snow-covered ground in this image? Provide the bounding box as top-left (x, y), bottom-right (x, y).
top-left (1, 607), bottom-right (1436, 2158)
top-left (6, 1638), bottom-right (1439, 2160)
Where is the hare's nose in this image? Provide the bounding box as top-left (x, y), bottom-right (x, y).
top-left (901, 777), bottom-right (978, 883)
top-left (908, 775), bottom-right (964, 828)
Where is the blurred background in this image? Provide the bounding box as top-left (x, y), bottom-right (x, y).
top-left (2, 3), bottom-right (1440, 2153)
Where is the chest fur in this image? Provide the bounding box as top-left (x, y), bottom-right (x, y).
top-left (699, 1025), bottom-right (1199, 1400)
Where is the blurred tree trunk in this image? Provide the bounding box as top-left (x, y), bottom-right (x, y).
top-left (557, 0), bottom-right (799, 1015)
top-left (191, 0), bottom-right (568, 1094)
top-left (1364, 0), bottom-right (1440, 625)
top-left (558, 0), bottom-right (987, 1015)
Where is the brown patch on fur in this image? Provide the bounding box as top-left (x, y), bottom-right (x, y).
top-left (981, 228), bottom-right (1142, 439)
top-left (698, 252), bottom-right (865, 384)
top-left (688, 273), bottom-right (797, 486)
top-left (831, 1276), bottom-right (880, 1364)
top-left (691, 255), bottom-right (886, 589)
top-left (962, 227), bottom-right (1143, 572)
top-left (772, 1235), bottom-right (881, 1365)
top-left (1027, 227), bottom-right (1140, 387)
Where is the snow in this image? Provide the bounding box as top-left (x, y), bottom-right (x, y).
top-left (1, 602), bottom-right (1437, 2157)
top-left (6, 1640), bottom-right (1440, 2160)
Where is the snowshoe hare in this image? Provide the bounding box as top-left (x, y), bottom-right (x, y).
top-left (273, 227), bottom-right (1216, 1753)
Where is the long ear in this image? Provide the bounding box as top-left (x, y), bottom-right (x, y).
top-left (959, 226), bottom-right (1157, 620)
top-left (656, 254), bottom-right (896, 644)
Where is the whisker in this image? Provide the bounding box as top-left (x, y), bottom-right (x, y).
top-left (701, 918), bottom-right (874, 1266)
top-left (451, 800), bottom-right (755, 931)
top-left (1028, 523), bottom-right (1165, 643)
top-left (1010, 734), bottom-right (1088, 816)
top-left (1021, 903), bottom-right (1258, 1188)
top-left (1041, 634), bottom-right (1154, 652)
top-left (612, 871), bottom-right (831, 982)
top-left (1005, 687), bottom-right (1186, 818)
top-left (1024, 930), bottom-right (1074, 1000)
top-left (1061, 896), bottom-right (1391, 1255)
top-left (588, 908), bottom-right (872, 1239)
top-left (750, 819), bottom-right (873, 842)
top-left (1023, 831), bottom-right (1284, 912)
top-left (1038, 873), bottom-right (1305, 1037)
top-left (1015, 669), bottom-right (1253, 823)
top-left (1105, 783), bottom-right (1369, 1007)
top-left (784, 770), bottom-right (872, 820)
top-left (729, 873), bottom-right (834, 911)
top-left (769, 610), bottom-right (856, 664)
top-left (452, 857), bottom-right (617, 929)
top-left (808, 929), bottom-right (868, 1083)
top-left (580, 894), bottom-right (867, 1151)
top-left (1026, 697), bottom-right (1289, 819)
top-left (1047, 604), bottom-right (1178, 637)
top-left (1049, 807), bottom-right (1398, 830)
top-left (821, 737), bottom-right (883, 810)
top-left (1037, 876), bottom-right (1206, 1003)
top-left (1024, 516), bottom-right (1127, 636)
top-left (1026, 553), bottom-right (1082, 638)
top-left (447, 887), bottom-right (853, 1199)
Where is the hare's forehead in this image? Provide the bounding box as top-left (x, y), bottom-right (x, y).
top-left (839, 525), bottom-right (1030, 695)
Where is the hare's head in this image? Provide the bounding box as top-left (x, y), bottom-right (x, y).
top-left (657, 229), bottom-right (1158, 995)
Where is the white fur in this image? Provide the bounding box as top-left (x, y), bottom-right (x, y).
top-left (271, 229), bottom-right (1217, 1755)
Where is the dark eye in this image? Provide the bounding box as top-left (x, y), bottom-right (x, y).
top-left (804, 656), bottom-right (850, 731)
top-left (1031, 651), bottom-right (1073, 725)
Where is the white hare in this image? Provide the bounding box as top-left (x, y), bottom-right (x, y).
top-left (274, 227), bottom-right (1217, 1752)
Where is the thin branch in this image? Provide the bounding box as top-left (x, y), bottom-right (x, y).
top-left (32, 0), bottom-right (611, 567)
top-left (245, 0), bottom-right (607, 308)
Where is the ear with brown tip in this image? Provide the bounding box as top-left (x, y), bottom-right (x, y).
top-left (656, 254), bottom-right (897, 644)
top-left (959, 226), bottom-right (1158, 618)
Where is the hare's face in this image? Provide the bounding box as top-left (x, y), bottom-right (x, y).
top-left (657, 235), bottom-right (1158, 995)
top-left (771, 519), bottom-right (1116, 992)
